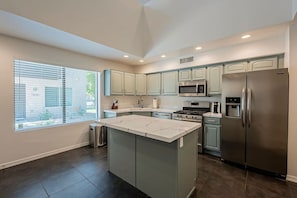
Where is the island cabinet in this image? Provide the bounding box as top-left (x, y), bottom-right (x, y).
top-left (100, 115), bottom-right (200, 198)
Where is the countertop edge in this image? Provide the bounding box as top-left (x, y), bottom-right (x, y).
top-left (104, 108), bottom-right (176, 114)
top-left (99, 115), bottom-right (201, 143)
top-left (203, 112), bottom-right (222, 118)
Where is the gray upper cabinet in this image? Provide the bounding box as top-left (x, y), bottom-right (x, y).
top-left (224, 61), bottom-right (248, 74)
top-left (162, 71), bottom-right (178, 95)
top-left (178, 69), bottom-right (191, 81)
top-left (124, 72), bottom-right (135, 95)
top-left (147, 73), bottom-right (161, 95)
top-left (247, 56), bottom-right (278, 72)
top-left (207, 65), bottom-right (223, 95)
top-left (104, 70), bottom-right (135, 96)
top-left (105, 70), bottom-right (124, 96)
top-left (192, 67), bottom-right (206, 80)
top-left (178, 67), bottom-right (206, 81)
top-left (135, 74), bottom-right (146, 96)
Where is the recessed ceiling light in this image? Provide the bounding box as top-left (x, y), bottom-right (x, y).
top-left (139, 60), bottom-right (144, 63)
top-left (195, 46), bottom-right (202, 50)
top-left (241, 34), bottom-right (251, 39)
top-left (123, 55), bottom-right (129, 58)
top-left (161, 54), bottom-right (166, 58)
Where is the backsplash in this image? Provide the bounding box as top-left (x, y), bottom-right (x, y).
top-left (101, 95), bottom-right (222, 116)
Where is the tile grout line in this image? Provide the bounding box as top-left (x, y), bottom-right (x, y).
top-left (244, 170), bottom-right (249, 194)
top-left (73, 163), bottom-right (106, 194)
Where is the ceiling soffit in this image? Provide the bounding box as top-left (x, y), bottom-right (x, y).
top-left (0, 0), bottom-right (294, 64)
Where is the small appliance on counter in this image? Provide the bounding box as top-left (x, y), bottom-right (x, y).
top-left (111, 99), bottom-right (118, 109)
top-left (211, 102), bottom-right (221, 113)
top-left (153, 98), bottom-right (159, 108)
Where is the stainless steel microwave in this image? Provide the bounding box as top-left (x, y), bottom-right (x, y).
top-left (178, 80), bottom-right (207, 97)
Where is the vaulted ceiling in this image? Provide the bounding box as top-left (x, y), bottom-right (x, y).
top-left (0, 0), bottom-right (295, 65)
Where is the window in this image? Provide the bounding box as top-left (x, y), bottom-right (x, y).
top-left (45, 87), bottom-right (72, 107)
top-left (14, 59), bottom-right (98, 130)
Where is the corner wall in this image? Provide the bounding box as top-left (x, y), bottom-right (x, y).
top-left (0, 34), bottom-right (135, 169)
top-left (287, 13), bottom-right (297, 183)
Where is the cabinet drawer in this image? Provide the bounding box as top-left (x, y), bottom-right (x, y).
top-left (152, 112), bottom-right (172, 119)
top-left (204, 117), bottom-right (221, 125)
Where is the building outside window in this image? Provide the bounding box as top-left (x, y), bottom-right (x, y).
top-left (14, 59), bottom-right (98, 130)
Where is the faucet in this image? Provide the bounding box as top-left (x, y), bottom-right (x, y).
top-left (137, 96), bottom-right (144, 108)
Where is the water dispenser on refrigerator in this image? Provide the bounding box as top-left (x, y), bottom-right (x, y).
top-left (225, 97), bottom-right (241, 118)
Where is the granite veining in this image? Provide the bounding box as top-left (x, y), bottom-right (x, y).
top-left (103, 108), bottom-right (176, 114)
top-left (99, 115), bottom-right (201, 143)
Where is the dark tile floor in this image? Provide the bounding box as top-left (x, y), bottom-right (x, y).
top-left (0, 146), bottom-right (296, 198)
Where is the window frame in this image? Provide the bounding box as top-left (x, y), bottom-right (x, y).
top-left (14, 59), bottom-right (99, 131)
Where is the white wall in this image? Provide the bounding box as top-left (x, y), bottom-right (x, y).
top-left (287, 14), bottom-right (297, 183)
top-left (0, 34), bottom-right (136, 168)
top-left (144, 0), bottom-right (292, 57)
top-left (293, 0), bottom-right (297, 19)
top-left (0, 0), bottom-right (293, 58)
top-left (0, 0), bottom-right (144, 57)
top-left (135, 34), bottom-right (287, 74)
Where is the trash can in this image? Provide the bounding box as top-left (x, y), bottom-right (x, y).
top-left (89, 123), bottom-right (106, 147)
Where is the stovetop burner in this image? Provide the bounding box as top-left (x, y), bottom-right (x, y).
top-left (173, 108), bottom-right (209, 116)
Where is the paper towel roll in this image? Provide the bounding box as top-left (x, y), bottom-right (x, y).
top-left (153, 98), bottom-right (158, 109)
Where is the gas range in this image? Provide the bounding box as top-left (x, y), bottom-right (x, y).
top-left (172, 102), bottom-right (210, 123)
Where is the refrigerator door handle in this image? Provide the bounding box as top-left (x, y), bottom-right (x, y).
top-left (196, 83), bottom-right (198, 93)
top-left (241, 88), bottom-right (246, 127)
top-left (247, 88), bottom-right (252, 127)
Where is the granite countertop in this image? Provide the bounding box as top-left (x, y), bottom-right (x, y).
top-left (203, 112), bottom-right (222, 118)
top-left (99, 115), bottom-right (201, 143)
top-left (103, 108), bottom-right (176, 114)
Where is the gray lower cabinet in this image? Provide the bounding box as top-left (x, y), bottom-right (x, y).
top-left (107, 127), bottom-right (198, 198)
top-left (132, 112), bottom-right (151, 117)
top-left (151, 112), bottom-right (172, 119)
top-left (203, 117), bottom-right (221, 156)
top-left (104, 111), bottom-right (151, 118)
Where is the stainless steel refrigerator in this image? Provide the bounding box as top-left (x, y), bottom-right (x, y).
top-left (221, 68), bottom-right (289, 176)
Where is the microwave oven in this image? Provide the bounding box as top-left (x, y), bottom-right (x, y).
top-left (178, 80), bottom-right (207, 97)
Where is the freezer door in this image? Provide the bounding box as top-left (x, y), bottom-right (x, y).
top-left (246, 69), bottom-right (288, 175)
top-left (221, 73), bottom-right (246, 164)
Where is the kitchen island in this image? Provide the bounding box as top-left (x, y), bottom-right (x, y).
top-left (99, 115), bottom-right (201, 198)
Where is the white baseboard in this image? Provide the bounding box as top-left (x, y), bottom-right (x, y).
top-left (0, 142), bottom-right (89, 170)
top-left (287, 175), bottom-right (297, 183)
